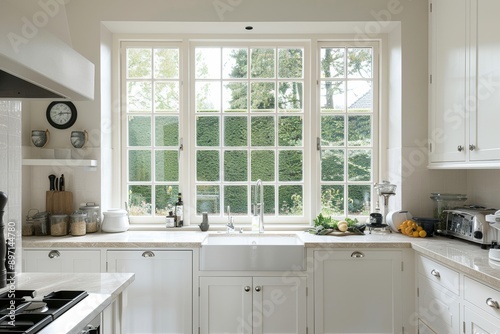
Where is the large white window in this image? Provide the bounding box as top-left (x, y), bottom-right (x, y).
top-left (120, 39), bottom-right (378, 225)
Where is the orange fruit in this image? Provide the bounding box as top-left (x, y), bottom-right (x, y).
top-left (413, 231), bottom-right (419, 237)
top-left (419, 230), bottom-right (427, 238)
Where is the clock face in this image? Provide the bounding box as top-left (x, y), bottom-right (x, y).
top-left (46, 101), bottom-right (77, 129)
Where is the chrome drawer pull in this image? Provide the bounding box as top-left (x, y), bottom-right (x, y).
top-left (142, 251), bottom-right (155, 258)
top-left (48, 250), bottom-right (60, 259)
top-left (457, 145), bottom-right (464, 152)
top-left (430, 269), bottom-right (440, 277)
top-left (244, 286), bottom-right (251, 292)
top-left (255, 286), bottom-right (261, 292)
top-left (351, 251), bottom-right (364, 258)
top-left (486, 298), bottom-right (500, 309)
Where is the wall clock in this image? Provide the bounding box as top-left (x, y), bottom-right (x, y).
top-left (46, 101), bottom-right (77, 129)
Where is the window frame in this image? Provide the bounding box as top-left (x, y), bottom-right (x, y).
top-left (119, 38), bottom-right (380, 226)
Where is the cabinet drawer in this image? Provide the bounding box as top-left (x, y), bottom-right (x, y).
top-left (464, 276), bottom-right (500, 320)
top-left (416, 255), bottom-right (460, 295)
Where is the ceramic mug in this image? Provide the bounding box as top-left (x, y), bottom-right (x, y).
top-left (31, 129), bottom-right (50, 148)
top-left (70, 130), bottom-right (88, 148)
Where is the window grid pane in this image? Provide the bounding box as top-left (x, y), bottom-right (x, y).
top-left (195, 46), bottom-right (304, 218)
top-left (124, 45), bottom-right (181, 217)
top-left (320, 46), bottom-right (374, 218)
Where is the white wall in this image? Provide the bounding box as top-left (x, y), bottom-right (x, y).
top-left (21, 0), bottom-right (498, 219)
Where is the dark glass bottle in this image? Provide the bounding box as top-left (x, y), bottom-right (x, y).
top-left (175, 193), bottom-right (184, 227)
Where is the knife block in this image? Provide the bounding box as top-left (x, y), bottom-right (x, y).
top-left (46, 191), bottom-right (73, 214)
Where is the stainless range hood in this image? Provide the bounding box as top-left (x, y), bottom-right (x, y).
top-left (0, 2), bottom-right (94, 100)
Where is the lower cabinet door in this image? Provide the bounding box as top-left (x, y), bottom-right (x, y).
top-left (253, 276), bottom-right (306, 334)
top-left (464, 305), bottom-right (500, 334)
top-left (417, 275), bottom-right (460, 334)
top-left (107, 250), bottom-right (192, 334)
top-left (199, 276), bottom-right (253, 334)
top-left (199, 276), bottom-right (307, 334)
top-left (314, 250), bottom-right (402, 334)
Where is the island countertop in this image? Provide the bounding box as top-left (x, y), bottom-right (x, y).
top-left (1, 272), bottom-right (134, 334)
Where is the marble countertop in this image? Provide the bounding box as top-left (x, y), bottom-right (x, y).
top-left (22, 230), bottom-right (500, 287)
top-left (1, 272), bottom-right (134, 334)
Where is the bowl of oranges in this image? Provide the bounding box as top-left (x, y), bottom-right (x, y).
top-left (398, 217), bottom-right (437, 237)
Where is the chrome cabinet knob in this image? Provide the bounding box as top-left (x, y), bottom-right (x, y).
top-left (142, 251), bottom-right (155, 258)
top-left (469, 144), bottom-right (476, 151)
top-left (255, 286), bottom-right (261, 292)
top-left (457, 145), bottom-right (464, 152)
top-left (430, 269), bottom-right (440, 277)
top-left (486, 298), bottom-right (500, 309)
top-left (244, 286), bottom-right (251, 292)
top-left (48, 250), bottom-right (60, 259)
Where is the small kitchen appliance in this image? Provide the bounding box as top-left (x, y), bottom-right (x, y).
top-left (442, 207), bottom-right (497, 248)
top-left (485, 211), bottom-right (500, 261)
top-left (373, 181), bottom-right (397, 233)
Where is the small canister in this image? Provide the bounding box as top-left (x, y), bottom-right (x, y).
top-left (50, 214), bottom-right (69, 236)
top-left (23, 209), bottom-right (39, 236)
top-left (79, 202), bottom-right (100, 233)
top-left (33, 211), bottom-right (50, 236)
top-left (70, 212), bottom-right (87, 236)
top-left (166, 211), bottom-right (175, 228)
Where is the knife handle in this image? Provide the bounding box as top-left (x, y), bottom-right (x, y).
top-left (48, 174), bottom-right (56, 191)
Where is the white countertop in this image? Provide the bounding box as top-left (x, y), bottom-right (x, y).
top-left (22, 230), bottom-right (500, 287)
top-left (1, 272), bottom-right (134, 334)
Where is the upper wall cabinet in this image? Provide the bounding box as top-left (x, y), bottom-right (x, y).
top-left (429, 0), bottom-right (500, 168)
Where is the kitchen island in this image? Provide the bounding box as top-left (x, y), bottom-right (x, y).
top-left (1, 272), bottom-right (134, 334)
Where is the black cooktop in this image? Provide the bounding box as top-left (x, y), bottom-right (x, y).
top-left (0, 290), bottom-right (88, 334)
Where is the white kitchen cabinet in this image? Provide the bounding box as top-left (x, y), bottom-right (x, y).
top-left (429, 0), bottom-right (500, 167)
top-left (314, 250), bottom-right (402, 334)
top-left (416, 255), bottom-right (460, 333)
top-left (107, 250), bottom-right (192, 334)
top-left (463, 276), bottom-right (500, 333)
top-left (199, 276), bottom-right (306, 334)
top-left (464, 306), bottom-right (500, 334)
top-left (428, 0), bottom-right (467, 164)
top-left (23, 249), bottom-right (101, 273)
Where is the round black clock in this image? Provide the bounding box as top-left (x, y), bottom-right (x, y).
top-left (46, 101), bottom-right (77, 129)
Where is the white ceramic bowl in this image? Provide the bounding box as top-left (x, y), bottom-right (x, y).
top-left (101, 209), bottom-right (129, 232)
top-left (386, 210), bottom-right (412, 233)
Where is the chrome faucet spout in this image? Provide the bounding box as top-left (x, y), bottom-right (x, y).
top-left (254, 179), bottom-right (264, 233)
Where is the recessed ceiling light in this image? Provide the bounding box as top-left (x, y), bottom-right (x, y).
top-left (245, 26), bottom-right (253, 31)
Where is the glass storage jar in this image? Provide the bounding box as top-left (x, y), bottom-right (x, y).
top-left (78, 202), bottom-right (100, 233)
top-left (32, 211), bottom-right (50, 236)
top-left (50, 214), bottom-right (69, 236)
top-left (430, 193), bottom-right (467, 233)
top-left (70, 212), bottom-right (87, 236)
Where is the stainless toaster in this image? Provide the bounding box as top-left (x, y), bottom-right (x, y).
top-left (443, 207), bottom-right (497, 248)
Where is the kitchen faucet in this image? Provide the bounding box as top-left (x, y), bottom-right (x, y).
top-left (254, 179), bottom-right (264, 233)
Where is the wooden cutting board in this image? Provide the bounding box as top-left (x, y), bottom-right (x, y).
top-left (46, 191), bottom-right (73, 214)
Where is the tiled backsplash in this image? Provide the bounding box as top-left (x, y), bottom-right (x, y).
top-left (0, 101), bottom-right (22, 271)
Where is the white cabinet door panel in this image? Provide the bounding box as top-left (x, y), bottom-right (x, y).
top-left (314, 250), bottom-right (402, 334)
top-left (107, 250), bottom-right (192, 334)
